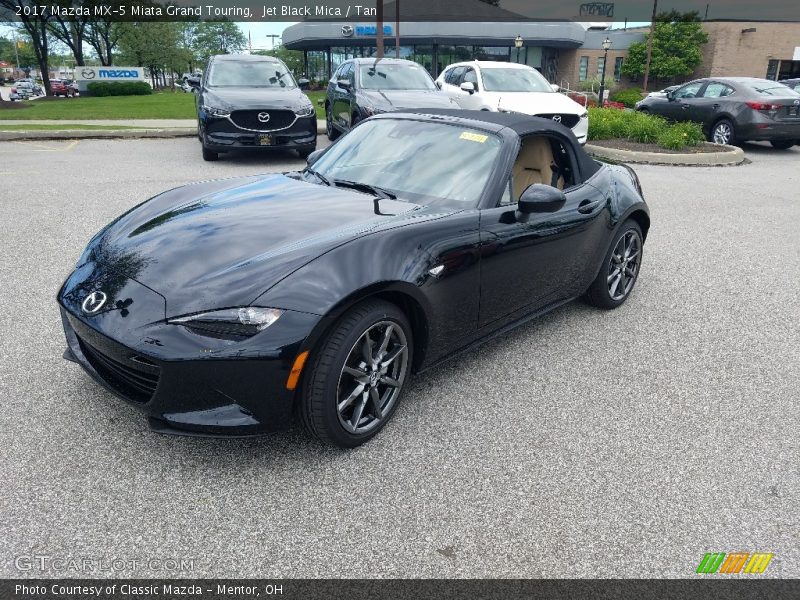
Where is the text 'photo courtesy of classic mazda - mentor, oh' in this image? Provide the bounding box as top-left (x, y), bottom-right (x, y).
top-left (58, 111), bottom-right (649, 448)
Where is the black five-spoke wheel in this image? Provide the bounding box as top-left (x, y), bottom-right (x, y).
top-left (301, 300), bottom-right (412, 447)
top-left (336, 321), bottom-right (408, 434)
top-left (585, 220), bottom-right (644, 309)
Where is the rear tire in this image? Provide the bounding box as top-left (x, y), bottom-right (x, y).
top-left (710, 118), bottom-right (737, 146)
top-left (585, 220), bottom-right (644, 310)
top-left (300, 300), bottom-right (413, 448)
top-left (770, 140), bottom-right (794, 150)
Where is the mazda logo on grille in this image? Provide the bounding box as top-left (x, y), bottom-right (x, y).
top-left (552, 115), bottom-right (562, 123)
top-left (81, 291), bottom-right (107, 314)
top-left (794, 99), bottom-right (800, 105)
top-left (257, 112), bottom-right (271, 123)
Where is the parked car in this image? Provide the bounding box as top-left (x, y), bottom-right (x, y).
top-left (436, 61), bottom-right (589, 144)
top-left (189, 54), bottom-right (317, 161)
top-left (779, 78), bottom-right (800, 93)
top-left (645, 85), bottom-right (679, 100)
top-left (49, 79), bottom-right (75, 97)
top-left (58, 109), bottom-right (649, 447)
top-left (635, 77), bottom-right (800, 148)
top-left (325, 58), bottom-right (456, 141)
top-left (10, 82), bottom-right (34, 100)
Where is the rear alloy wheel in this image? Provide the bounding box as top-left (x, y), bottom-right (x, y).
top-left (301, 300), bottom-right (412, 448)
top-left (711, 119), bottom-right (736, 146)
top-left (770, 140), bottom-right (795, 150)
top-left (585, 221), bottom-right (643, 309)
top-left (325, 106), bottom-right (340, 141)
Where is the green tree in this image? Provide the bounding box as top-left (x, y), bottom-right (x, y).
top-left (621, 11), bottom-right (709, 88)
top-left (191, 20), bottom-right (246, 66)
top-left (116, 22), bottom-right (189, 87)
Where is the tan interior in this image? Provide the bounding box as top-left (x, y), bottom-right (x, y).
top-left (512, 137), bottom-right (564, 200)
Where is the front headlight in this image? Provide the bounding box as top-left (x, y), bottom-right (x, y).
top-left (169, 307), bottom-right (283, 337)
top-left (202, 105), bottom-right (230, 118)
top-left (295, 104), bottom-right (315, 117)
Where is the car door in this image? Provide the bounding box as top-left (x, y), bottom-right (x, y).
top-left (332, 62), bottom-right (354, 130)
top-left (458, 67), bottom-right (483, 110)
top-left (478, 136), bottom-right (610, 327)
top-left (661, 81), bottom-right (705, 121)
top-left (691, 81), bottom-right (735, 128)
top-left (442, 66), bottom-right (467, 106)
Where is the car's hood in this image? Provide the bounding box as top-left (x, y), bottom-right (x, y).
top-left (79, 175), bottom-right (440, 318)
top-left (493, 91), bottom-right (584, 115)
top-left (204, 86), bottom-right (309, 110)
top-left (359, 89), bottom-right (456, 111)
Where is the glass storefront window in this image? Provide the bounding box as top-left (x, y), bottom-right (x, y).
top-left (579, 56), bottom-right (589, 81)
top-left (614, 57), bottom-right (624, 81)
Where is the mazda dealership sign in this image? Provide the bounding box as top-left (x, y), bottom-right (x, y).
top-left (74, 67), bottom-right (146, 92)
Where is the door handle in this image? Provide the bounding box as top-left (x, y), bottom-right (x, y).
top-left (681, 104), bottom-right (689, 109)
top-left (578, 198), bottom-right (604, 214)
top-left (712, 103), bottom-right (720, 109)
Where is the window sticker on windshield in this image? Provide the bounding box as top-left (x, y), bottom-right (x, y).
top-left (460, 132), bottom-right (488, 143)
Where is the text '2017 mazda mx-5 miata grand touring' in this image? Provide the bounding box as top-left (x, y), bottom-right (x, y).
top-left (59, 110), bottom-right (649, 447)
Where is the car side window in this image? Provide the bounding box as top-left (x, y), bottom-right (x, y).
top-left (507, 135), bottom-right (574, 204)
top-left (703, 82), bottom-right (734, 98)
top-left (463, 68), bottom-right (478, 85)
top-left (499, 178), bottom-right (513, 206)
top-left (675, 82), bottom-right (703, 99)
top-left (448, 66), bottom-right (466, 85)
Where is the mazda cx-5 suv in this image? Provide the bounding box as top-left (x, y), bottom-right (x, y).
top-left (190, 54), bottom-right (317, 161)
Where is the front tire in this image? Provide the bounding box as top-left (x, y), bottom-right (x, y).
top-left (325, 105), bottom-right (340, 141)
top-left (770, 140), bottom-right (795, 150)
top-left (585, 221), bottom-right (644, 310)
top-left (300, 300), bottom-right (412, 448)
top-left (201, 143), bottom-right (218, 161)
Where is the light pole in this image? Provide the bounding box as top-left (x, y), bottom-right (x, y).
top-left (598, 37), bottom-right (612, 107)
top-left (514, 35), bottom-right (523, 63)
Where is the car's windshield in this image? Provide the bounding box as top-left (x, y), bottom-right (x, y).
top-left (745, 81), bottom-right (800, 96)
top-left (207, 61), bottom-right (296, 88)
top-left (359, 63), bottom-right (436, 90)
top-left (481, 67), bottom-right (552, 92)
top-left (309, 119), bottom-right (502, 207)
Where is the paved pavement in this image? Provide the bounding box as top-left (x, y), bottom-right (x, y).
top-left (0, 137), bottom-right (798, 578)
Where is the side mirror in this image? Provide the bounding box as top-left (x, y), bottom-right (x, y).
top-left (435, 80), bottom-right (442, 90)
top-left (298, 78), bottom-right (310, 90)
top-left (338, 79), bottom-right (351, 90)
top-left (460, 81), bottom-right (475, 94)
top-left (518, 184), bottom-right (566, 214)
top-left (666, 91), bottom-right (675, 101)
top-left (550, 83), bottom-right (560, 92)
top-left (306, 149), bottom-right (324, 166)
top-left (186, 76), bottom-right (200, 88)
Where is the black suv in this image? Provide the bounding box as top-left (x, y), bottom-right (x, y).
top-left (190, 54), bottom-right (317, 161)
top-left (325, 58), bottom-right (456, 141)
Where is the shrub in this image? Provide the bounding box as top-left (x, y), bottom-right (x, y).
top-left (587, 107), bottom-right (704, 150)
top-left (610, 87), bottom-right (644, 108)
top-left (86, 81), bottom-right (152, 97)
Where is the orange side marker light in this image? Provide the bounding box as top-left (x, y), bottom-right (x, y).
top-left (286, 350), bottom-right (309, 391)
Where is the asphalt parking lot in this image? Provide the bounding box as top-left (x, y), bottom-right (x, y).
top-left (1, 137), bottom-right (798, 578)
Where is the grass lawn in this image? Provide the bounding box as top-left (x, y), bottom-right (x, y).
top-left (0, 92), bottom-right (196, 120)
top-left (0, 123), bottom-right (143, 131)
top-left (305, 90), bottom-right (326, 119)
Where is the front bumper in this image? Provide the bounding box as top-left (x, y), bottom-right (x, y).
top-left (201, 113), bottom-right (317, 151)
top-left (60, 306), bottom-right (320, 437)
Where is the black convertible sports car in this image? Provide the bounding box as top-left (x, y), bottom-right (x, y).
top-left (58, 110), bottom-right (649, 447)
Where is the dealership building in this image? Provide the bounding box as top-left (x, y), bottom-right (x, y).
top-left (282, 19), bottom-right (800, 89)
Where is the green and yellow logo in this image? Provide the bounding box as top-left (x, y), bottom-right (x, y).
top-left (696, 552), bottom-right (774, 574)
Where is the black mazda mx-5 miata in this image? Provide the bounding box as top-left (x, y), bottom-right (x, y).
top-left (58, 110), bottom-right (649, 447)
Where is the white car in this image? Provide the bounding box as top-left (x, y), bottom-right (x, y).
top-left (436, 60), bottom-right (588, 144)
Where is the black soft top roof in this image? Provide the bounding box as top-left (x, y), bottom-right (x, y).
top-left (399, 109), bottom-right (600, 179)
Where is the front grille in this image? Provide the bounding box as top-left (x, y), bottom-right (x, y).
top-left (78, 337), bottom-right (160, 403)
top-left (536, 113), bottom-right (581, 129)
top-left (229, 109), bottom-right (296, 131)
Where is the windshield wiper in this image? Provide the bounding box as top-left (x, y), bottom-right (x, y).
top-left (332, 179), bottom-right (397, 199)
top-left (305, 168), bottom-right (332, 187)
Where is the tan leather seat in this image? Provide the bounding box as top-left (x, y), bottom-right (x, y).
top-left (512, 137), bottom-right (563, 200)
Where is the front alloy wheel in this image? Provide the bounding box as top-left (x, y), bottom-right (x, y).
top-left (300, 300), bottom-right (412, 447)
top-left (712, 119), bottom-right (735, 145)
top-left (326, 106), bottom-right (340, 141)
top-left (585, 220), bottom-right (643, 309)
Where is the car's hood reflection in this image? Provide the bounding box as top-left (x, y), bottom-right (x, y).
top-left (95, 174), bottom-right (434, 317)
